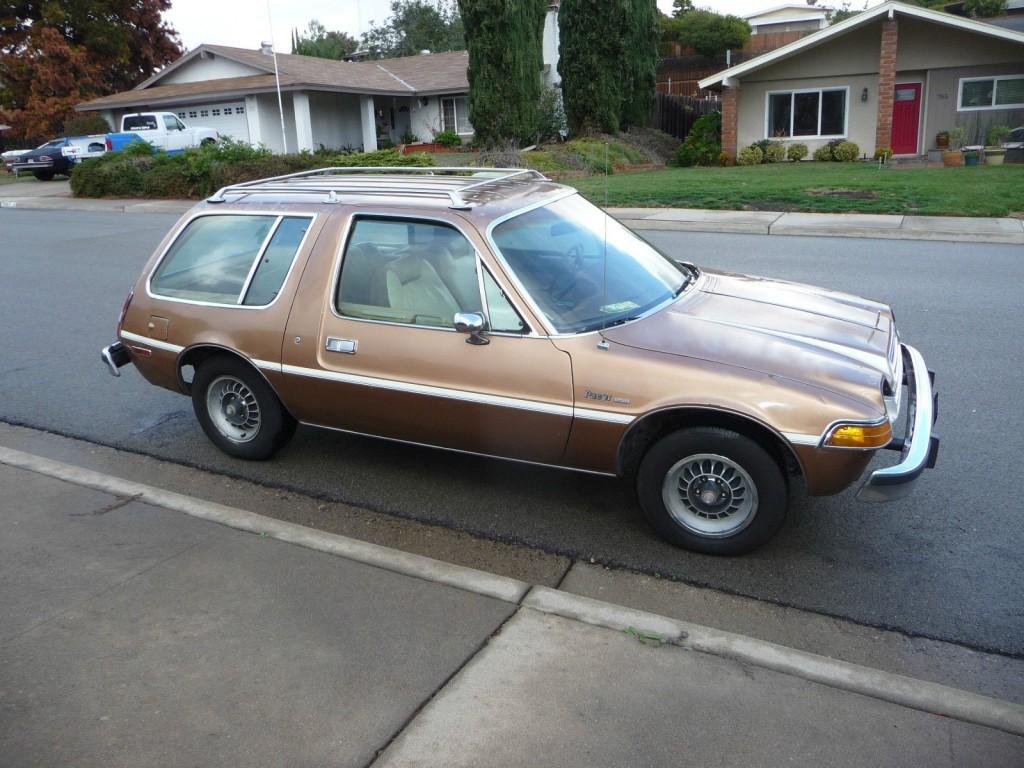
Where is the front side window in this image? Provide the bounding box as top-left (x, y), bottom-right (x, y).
top-left (491, 195), bottom-right (689, 334)
top-left (337, 218), bottom-right (483, 328)
top-left (959, 75), bottom-right (1024, 110)
top-left (767, 88), bottom-right (846, 138)
top-left (151, 215), bottom-right (310, 305)
top-left (163, 115), bottom-right (180, 131)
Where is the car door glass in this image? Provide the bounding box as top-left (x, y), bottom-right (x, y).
top-left (336, 218), bottom-right (482, 328)
top-left (242, 216), bottom-right (311, 306)
top-left (163, 115), bottom-right (179, 131)
top-left (482, 269), bottom-right (527, 334)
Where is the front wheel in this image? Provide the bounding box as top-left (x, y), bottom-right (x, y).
top-left (191, 355), bottom-right (296, 460)
top-left (636, 427), bottom-right (787, 555)
top-left (33, 170), bottom-right (55, 181)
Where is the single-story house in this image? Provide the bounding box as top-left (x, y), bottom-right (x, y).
top-left (699, 1), bottom-right (1024, 160)
top-left (76, 44), bottom-right (475, 153)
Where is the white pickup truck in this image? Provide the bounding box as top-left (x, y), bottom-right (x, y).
top-left (105, 112), bottom-right (219, 154)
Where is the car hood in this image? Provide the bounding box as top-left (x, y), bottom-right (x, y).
top-left (603, 269), bottom-right (896, 402)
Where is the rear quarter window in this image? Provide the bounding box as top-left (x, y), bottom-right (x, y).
top-left (150, 214), bottom-right (311, 306)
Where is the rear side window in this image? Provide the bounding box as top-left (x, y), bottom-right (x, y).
top-left (123, 115), bottom-right (158, 131)
top-left (151, 214), bottom-right (311, 306)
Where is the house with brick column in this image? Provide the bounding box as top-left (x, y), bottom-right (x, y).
top-left (698, 1), bottom-right (1024, 161)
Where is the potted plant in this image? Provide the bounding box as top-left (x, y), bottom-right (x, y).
top-left (943, 127), bottom-right (967, 167)
top-left (985, 125), bottom-right (1011, 166)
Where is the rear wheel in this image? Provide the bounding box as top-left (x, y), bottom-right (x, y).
top-left (636, 427), bottom-right (787, 555)
top-left (191, 355), bottom-right (296, 460)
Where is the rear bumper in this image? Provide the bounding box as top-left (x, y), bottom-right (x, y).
top-left (857, 344), bottom-right (939, 502)
top-left (101, 341), bottom-right (131, 377)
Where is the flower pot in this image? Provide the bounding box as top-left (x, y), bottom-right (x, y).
top-left (963, 150), bottom-right (980, 167)
top-left (942, 150), bottom-right (963, 167)
top-left (935, 133), bottom-right (949, 150)
top-left (985, 148), bottom-right (1005, 166)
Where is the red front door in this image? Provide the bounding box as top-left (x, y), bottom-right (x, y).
top-left (891, 83), bottom-right (922, 155)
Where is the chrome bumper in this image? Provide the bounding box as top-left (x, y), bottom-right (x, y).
top-left (857, 344), bottom-right (939, 502)
top-left (101, 341), bottom-right (131, 377)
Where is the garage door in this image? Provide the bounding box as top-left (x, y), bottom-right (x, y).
top-left (169, 102), bottom-right (249, 142)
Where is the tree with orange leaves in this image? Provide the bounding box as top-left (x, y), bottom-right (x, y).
top-left (1, 0), bottom-right (183, 141)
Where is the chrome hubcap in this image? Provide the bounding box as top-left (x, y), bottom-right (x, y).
top-left (206, 376), bottom-right (261, 443)
top-left (662, 454), bottom-right (758, 537)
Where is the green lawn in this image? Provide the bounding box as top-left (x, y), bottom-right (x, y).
top-left (567, 163), bottom-right (1024, 217)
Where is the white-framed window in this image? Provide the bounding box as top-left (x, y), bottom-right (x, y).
top-left (957, 75), bottom-right (1024, 111)
top-left (440, 96), bottom-right (472, 135)
top-left (200, 109), bottom-right (209, 117)
top-left (177, 112), bottom-right (186, 119)
top-left (188, 110), bottom-right (198, 119)
top-left (212, 108), bottom-right (221, 116)
top-left (765, 87), bottom-right (848, 139)
top-left (235, 106), bottom-right (245, 115)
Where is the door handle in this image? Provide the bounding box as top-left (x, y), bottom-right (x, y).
top-left (325, 337), bottom-right (357, 354)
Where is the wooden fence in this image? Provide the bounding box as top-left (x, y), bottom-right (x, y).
top-left (652, 93), bottom-right (721, 141)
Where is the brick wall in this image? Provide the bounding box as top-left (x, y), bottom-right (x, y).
top-left (721, 86), bottom-right (738, 163)
top-left (875, 19), bottom-right (898, 152)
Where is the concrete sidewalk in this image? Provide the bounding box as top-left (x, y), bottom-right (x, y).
top-left (609, 207), bottom-right (1024, 244)
top-left (2, 180), bottom-right (1022, 243)
top-left (2, 450), bottom-right (1023, 767)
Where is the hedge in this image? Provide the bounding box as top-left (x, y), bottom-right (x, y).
top-left (71, 140), bottom-right (435, 199)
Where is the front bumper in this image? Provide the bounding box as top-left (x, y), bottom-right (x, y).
top-left (101, 341), bottom-right (131, 377)
top-left (857, 344), bottom-right (939, 502)
top-left (10, 160), bottom-right (55, 172)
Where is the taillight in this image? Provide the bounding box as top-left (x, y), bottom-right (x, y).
top-left (105, 137), bottom-right (113, 151)
top-left (117, 289), bottom-right (134, 336)
top-left (39, 155), bottom-right (51, 162)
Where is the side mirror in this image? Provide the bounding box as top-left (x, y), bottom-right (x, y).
top-left (454, 312), bottom-right (489, 345)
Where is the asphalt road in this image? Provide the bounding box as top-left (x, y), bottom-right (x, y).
top-left (2, 208), bottom-right (1022, 657)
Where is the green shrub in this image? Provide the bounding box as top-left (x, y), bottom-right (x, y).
top-left (812, 144), bottom-right (833, 162)
top-left (435, 130), bottom-right (462, 148)
top-left (832, 140), bottom-right (860, 162)
top-left (763, 141), bottom-right (786, 163)
top-left (72, 144), bottom-right (435, 199)
top-left (786, 143), bottom-right (808, 161)
top-left (673, 112), bottom-right (722, 167)
top-left (873, 146), bottom-right (893, 162)
top-left (986, 124), bottom-right (1011, 146)
top-left (736, 145), bottom-right (763, 166)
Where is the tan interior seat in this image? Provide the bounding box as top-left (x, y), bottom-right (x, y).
top-left (374, 251), bottom-right (461, 326)
top-left (430, 230), bottom-right (482, 313)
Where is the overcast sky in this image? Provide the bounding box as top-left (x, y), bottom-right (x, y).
top-left (165, 0), bottom-right (862, 53)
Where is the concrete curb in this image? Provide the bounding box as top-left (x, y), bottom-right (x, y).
top-left (525, 588), bottom-right (1024, 738)
top-left (4, 443), bottom-right (1024, 738)
top-left (0, 197), bottom-right (194, 215)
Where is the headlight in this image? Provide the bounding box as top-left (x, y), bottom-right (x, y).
top-left (823, 421), bottom-right (893, 449)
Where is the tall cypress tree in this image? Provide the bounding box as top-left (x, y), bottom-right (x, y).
top-left (558, 0), bottom-right (626, 136)
top-left (459, 0), bottom-right (547, 146)
top-left (620, 0), bottom-right (659, 129)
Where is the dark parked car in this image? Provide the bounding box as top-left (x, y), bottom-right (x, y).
top-left (8, 136), bottom-right (106, 180)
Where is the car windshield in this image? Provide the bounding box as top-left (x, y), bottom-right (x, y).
top-left (36, 140), bottom-right (65, 150)
top-left (491, 195), bottom-right (691, 334)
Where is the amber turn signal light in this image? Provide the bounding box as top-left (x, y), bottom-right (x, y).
top-left (823, 421), bottom-right (893, 449)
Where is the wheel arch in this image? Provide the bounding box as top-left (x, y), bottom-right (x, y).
top-left (177, 344), bottom-right (292, 417)
top-left (617, 406), bottom-right (805, 482)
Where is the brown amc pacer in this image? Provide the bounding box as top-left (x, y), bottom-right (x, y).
top-left (102, 168), bottom-right (938, 555)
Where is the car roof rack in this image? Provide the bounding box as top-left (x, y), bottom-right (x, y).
top-left (206, 166), bottom-right (549, 209)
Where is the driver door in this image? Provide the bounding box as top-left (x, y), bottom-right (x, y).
top-left (162, 114), bottom-right (188, 152)
top-left (282, 214), bottom-right (574, 464)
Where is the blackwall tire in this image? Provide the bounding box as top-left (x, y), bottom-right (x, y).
top-left (191, 355), bottom-right (296, 460)
top-left (636, 427), bottom-right (787, 555)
